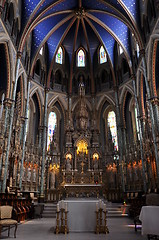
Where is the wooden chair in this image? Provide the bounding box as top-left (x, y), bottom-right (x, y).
top-left (0, 206), bottom-right (18, 238)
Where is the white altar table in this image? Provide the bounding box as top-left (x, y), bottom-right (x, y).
top-left (139, 206), bottom-right (159, 236)
top-left (59, 199), bottom-right (103, 232)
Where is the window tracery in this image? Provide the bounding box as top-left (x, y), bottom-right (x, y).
top-left (56, 46), bottom-right (63, 64)
top-left (47, 111), bottom-right (57, 151)
top-left (100, 45), bottom-right (107, 64)
top-left (107, 111), bottom-right (118, 151)
top-left (77, 49), bottom-right (85, 67)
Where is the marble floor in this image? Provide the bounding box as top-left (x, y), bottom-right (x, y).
top-left (1, 217), bottom-right (147, 240)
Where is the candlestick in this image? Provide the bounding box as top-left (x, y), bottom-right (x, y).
top-left (61, 200), bottom-right (64, 209)
top-left (99, 199), bottom-right (102, 209)
top-left (103, 204), bottom-right (106, 212)
top-left (65, 203), bottom-right (67, 212)
top-left (96, 203), bottom-right (99, 211)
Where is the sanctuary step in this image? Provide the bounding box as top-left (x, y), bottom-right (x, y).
top-left (106, 202), bottom-right (129, 218)
top-left (42, 203), bottom-right (57, 218)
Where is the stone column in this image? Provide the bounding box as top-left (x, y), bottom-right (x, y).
top-left (114, 86), bottom-right (125, 192)
top-left (151, 98), bottom-right (159, 133)
top-left (75, 150), bottom-right (77, 171)
top-left (39, 88), bottom-right (49, 201)
top-left (141, 51), bottom-right (159, 185)
top-left (2, 52), bottom-right (22, 192)
top-left (131, 75), bottom-right (147, 192)
top-left (88, 147), bottom-right (90, 171)
top-left (19, 77), bottom-right (31, 190)
top-left (37, 127), bottom-right (42, 192)
top-left (0, 99), bottom-right (10, 187)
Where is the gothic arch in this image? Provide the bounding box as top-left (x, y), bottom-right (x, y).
top-left (121, 90), bottom-right (132, 128)
top-left (102, 105), bottom-right (117, 147)
top-left (74, 136), bottom-right (90, 148)
top-left (0, 40), bottom-right (12, 99)
top-left (119, 85), bottom-right (133, 106)
top-left (72, 97), bottom-right (92, 112)
top-left (29, 89), bottom-right (42, 126)
top-left (97, 94), bottom-right (115, 112)
top-left (48, 95), bottom-right (67, 112)
top-left (147, 35), bottom-right (159, 97)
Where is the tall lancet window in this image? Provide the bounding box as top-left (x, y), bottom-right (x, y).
top-left (56, 46), bottom-right (63, 64)
top-left (107, 111), bottom-right (118, 151)
top-left (47, 112), bottom-right (57, 151)
top-left (100, 45), bottom-right (107, 64)
top-left (77, 49), bottom-right (85, 67)
top-left (135, 107), bottom-right (140, 140)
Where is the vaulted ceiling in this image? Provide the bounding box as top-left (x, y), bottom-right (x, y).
top-left (19, 0), bottom-right (143, 93)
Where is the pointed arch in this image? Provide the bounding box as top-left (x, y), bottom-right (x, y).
top-left (77, 47), bottom-right (86, 67)
top-left (97, 94), bottom-right (115, 112)
top-left (48, 95), bottom-right (67, 111)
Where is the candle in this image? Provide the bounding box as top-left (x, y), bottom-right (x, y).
top-left (65, 203), bottom-right (67, 212)
top-left (57, 203), bottom-right (59, 212)
top-left (96, 203), bottom-right (99, 211)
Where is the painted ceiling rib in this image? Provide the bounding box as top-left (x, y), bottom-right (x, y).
top-left (47, 16), bottom-right (77, 88)
top-left (79, 0), bottom-right (82, 8)
top-left (97, 0), bottom-right (128, 20)
top-left (81, 18), bottom-right (95, 94)
top-left (20, 0), bottom-right (66, 52)
top-left (22, 10), bottom-right (74, 51)
top-left (117, 0), bottom-right (144, 49)
top-left (84, 16), bottom-right (116, 86)
top-left (30, 13), bottom-right (75, 75)
top-left (86, 12), bottom-right (132, 71)
top-left (19, 0), bottom-right (45, 51)
top-left (69, 18), bottom-right (80, 95)
top-left (87, 9), bottom-right (135, 34)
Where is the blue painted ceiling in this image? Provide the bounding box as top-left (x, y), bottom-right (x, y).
top-left (21, 0), bottom-right (140, 73)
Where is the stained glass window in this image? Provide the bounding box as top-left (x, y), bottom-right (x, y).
top-left (56, 46), bottom-right (63, 64)
top-left (107, 111), bottom-right (118, 151)
top-left (136, 43), bottom-right (139, 58)
top-left (47, 112), bottom-right (57, 151)
top-left (119, 45), bottom-right (123, 55)
top-left (39, 47), bottom-right (43, 55)
top-left (135, 107), bottom-right (140, 140)
top-left (77, 49), bottom-right (85, 67)
top-left (100, 46), bottom-right (107, 64)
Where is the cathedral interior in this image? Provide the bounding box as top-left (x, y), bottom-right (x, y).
top-left (0, 0), bottom-right (159, 237)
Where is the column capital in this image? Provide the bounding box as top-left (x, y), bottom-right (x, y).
top-left (150, 96), bottom-right (159, 106)
top-left (113, 85), bottom-right (119, 92)
top-left (20, 116), bottom-right (27, 123)
top-left (130, 74), bottom-right (136, 81)
top-left (139, 49), bottom-right (145, 58)
top-left (27, 75), bottom-right (33, 82)
top-left (45, 87), bottom-right (50, 93)
top-left (68, 93), bottom-right (72, 98)
top-left (17, 51), bottom-right (22, 58)
top-left (4, 98), bottom-right (14, 107)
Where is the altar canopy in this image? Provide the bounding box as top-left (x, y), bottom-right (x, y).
top-left (58, 199), bottom-right (104, 232)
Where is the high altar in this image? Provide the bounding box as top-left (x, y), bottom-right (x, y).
top-left (47, 78), bottom-right (111, 199)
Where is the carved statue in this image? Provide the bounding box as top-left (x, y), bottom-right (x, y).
top-left (66, 157), bottom-right (72, 171)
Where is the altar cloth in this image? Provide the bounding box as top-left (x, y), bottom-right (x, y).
top-left (139, 206), bottom-right (159, 236)
top-left (58, 199), bottom-right (102, 232)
